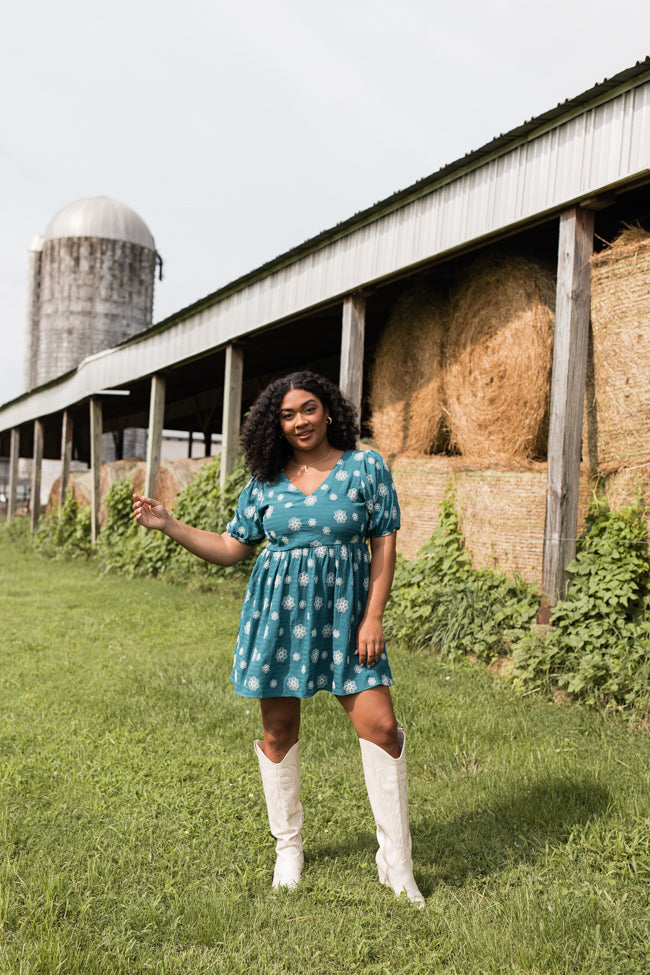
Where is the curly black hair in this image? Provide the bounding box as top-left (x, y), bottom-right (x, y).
top-left (240, 371), bottom-right (360, 483)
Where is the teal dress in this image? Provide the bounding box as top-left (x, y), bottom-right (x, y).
top-left (227, 448), bottom-right (400, 698)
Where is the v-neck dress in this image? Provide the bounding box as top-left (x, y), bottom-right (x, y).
top-left (226, 448), bottom-right (400, 698)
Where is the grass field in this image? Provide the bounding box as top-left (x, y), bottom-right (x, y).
top-left (1, 529), bottom-right (650, 974)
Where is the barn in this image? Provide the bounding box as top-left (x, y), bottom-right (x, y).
top-left (2, 58), bottom-right (650, 603)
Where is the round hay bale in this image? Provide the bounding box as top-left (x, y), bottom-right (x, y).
top-left (444, 254), bottom-right (555, 461)
top-left (155, 457), bottom-right (213, 511)
top-left (47, 469), bottom-right (93, 513)
top-left (369, 283), bottom-right (447, 456)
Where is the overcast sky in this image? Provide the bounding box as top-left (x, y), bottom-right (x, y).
top-left (2, 0), bottom-right (649, 405)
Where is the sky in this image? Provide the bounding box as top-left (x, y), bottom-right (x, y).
top-left (2, 0), bottom-right (649, 405)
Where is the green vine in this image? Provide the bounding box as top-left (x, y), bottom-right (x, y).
top-left (512, 496), bottom-right (650, 710)
top-left (387, 487), bottom-right (650, 712)
top-left (31, 454), bottom-right (255, 588)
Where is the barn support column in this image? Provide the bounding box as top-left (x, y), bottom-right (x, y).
top-left (59, 411), bottom-right (73, 515)
top-left (7, 428), bottom-right (20, 524)
top-left (542, 206), bottom-right (595, 605)
top-left (340, 293), bottom-right (366, 422)
top-left (90, 397), bottom-right (103, 544)
top-left (30, 420), bottom-right (44, 534)
top-left (144, 375), bottom-right (166, 499)
top-left (220, 344), bottom-right (244, 491)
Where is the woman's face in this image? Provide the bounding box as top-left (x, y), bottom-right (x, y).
top-left (279, 387), bottom-right (329, 454)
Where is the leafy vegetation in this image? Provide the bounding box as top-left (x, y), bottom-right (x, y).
top-left (30, 454), bottom-right (254, 587)
top-left (512, 496), bottom-right (650, 711)
top-left (32, 491), bottom-right (93, 560)
top-left (386, 485), bottom-right (650, 713)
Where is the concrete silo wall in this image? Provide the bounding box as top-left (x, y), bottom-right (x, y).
top-left (32, 236), bottom-right (156, 388)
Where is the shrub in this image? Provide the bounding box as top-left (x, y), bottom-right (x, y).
top-left (387, 487), bottom-right (650, 713)
top-left (512, 496), bottom-right (650, 710)
top-left (32, 492), bottom-right (92, 559)
top-left (95, 453), bottom-right (255, 586)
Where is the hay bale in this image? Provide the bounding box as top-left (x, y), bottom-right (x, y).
top-left (47, 469), bottom-right (92, 512)
top-left (131, 458), bottom-right (213, 512)
top-left (586, 226), bottom-right (650, 467)
top-left (391, 455), bottom-right (592, 584)
top-left (443, 254), bottom-right (555, 462)
top-left (48, 457), bottom-right (213, 524)
top-left (369, 283), bottom-right (447, 456)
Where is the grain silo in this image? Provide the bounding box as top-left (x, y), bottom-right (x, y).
top-left (24, 196), bottom-right (160, 459)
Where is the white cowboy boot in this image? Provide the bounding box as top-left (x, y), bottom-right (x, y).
top-left (359, 728), bottom-right (425, 907)
top-left (254, 739), bottom-right (304, 890)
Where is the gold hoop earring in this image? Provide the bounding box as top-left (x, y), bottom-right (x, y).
top-left (326, 416), bottom-right (332, 425)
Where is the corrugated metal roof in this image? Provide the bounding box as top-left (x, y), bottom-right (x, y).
top-left (155, 57), bottom-right (650, 330)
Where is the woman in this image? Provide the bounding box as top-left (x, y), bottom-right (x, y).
top-left (133, 371), bottom-right (424, 906)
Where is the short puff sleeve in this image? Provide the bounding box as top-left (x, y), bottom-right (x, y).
top-left (226, 478), bottom-right (266, 546)
top-left (364, 450), bottom-right (401, 537)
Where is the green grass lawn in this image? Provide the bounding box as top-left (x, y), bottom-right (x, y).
top-left (1, 530), bottom-right (650, 974)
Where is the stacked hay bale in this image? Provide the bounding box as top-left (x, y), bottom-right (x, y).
top-left (586, 226), bottom-right (650, 468)
top-left (369, 256), bottom-right (557, 581)
top-left (443, 254), bottom-right (555, 463)
top-left (369, 283), bottom-right (447, 457)
top-left (584, 225), bottom-right (650, 539)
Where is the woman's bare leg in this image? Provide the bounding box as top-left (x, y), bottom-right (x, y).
top-left (337, 686), bottom-right (399, 757)
top-left (259, 697), bottom-right (301, 762)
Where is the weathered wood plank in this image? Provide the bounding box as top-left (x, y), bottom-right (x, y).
top-left (339, 293), bottom-right (366, 422)
top-left (59, 411), bottom-right (73, 514)
top-left (90, 398), bottom-right (103, 544)
top-left (7, 428), bottom-right (19, 524)
top-left (542, 206), bottom-right (595, 603)
top-left (144, 375), bottom-right (166, 499)
top-left (30, 420), bottom-right (43, 533)
top-left (220, 345), bottom-right (244, 490)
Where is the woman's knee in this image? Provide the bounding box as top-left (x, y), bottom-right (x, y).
top-left (260, 700), bottom-right (300, 751)
top-left (370, 711), bottom-right (399, 748)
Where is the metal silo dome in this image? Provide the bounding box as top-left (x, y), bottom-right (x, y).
top-left (44, 196), bottom-right (156, 250)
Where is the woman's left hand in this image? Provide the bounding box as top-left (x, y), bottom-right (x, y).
top-left (356, 615), bottom-right (385, 668)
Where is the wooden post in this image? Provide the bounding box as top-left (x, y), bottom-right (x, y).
top-left (220, 345), bottom-right (244, 490)
top-left (340, 293), bottom-right (366, 422)
top-left (542, 206), bottom-right (595, 603)
top-left (7, 428), bottom-right (19, 524)
top-left (59, 411), bottom-right (73, 515)
top-left (90, 397), bottom-right (103, 544)
top-left (144, 375), bottom-right (166, 499)
top-left (30, 420), bottom-right (44, 533)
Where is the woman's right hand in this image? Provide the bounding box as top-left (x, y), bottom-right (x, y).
top-left (133, 494), bottom-right (170, 532)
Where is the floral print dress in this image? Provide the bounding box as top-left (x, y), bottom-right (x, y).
top-left (227, 448), bottom-right (400, 698)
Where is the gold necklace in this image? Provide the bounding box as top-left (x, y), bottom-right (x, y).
top-left (289, 446), bottom-right (336, 476)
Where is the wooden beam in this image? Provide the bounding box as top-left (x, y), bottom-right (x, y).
top-left (542, 206), bottom-right (595, 603)
top-left (90, 397), bottom-right (103, 544)
top-left (220, 345), bottom-right (244, 490)
top-left (59, 411), bottom-right (73, 514)
top-left (7, 428), bottom-right (19, 524)
top-left (144, 375), bottom-right (166, 499)
top-left (339, 293), bottom-right (366, 422)
top-left (30, 420), bottom-right (44, 534)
